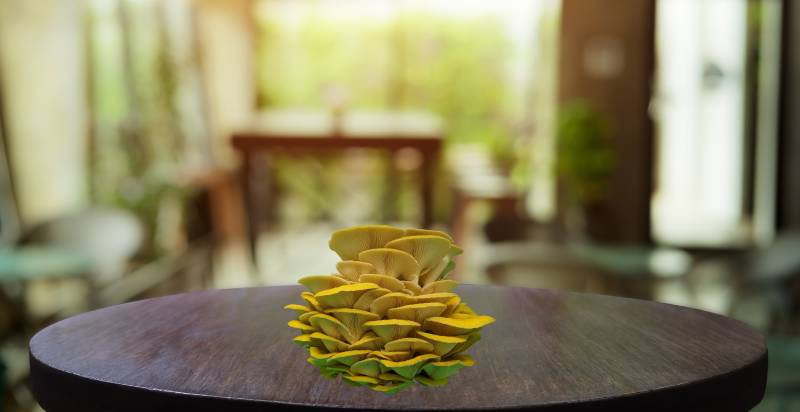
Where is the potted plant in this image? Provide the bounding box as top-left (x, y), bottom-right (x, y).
top-left (555, 101), bottom-right (614, 242)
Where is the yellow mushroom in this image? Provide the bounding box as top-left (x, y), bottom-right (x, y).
top-left (298, 310), bottom-right (321, 323)
top-left (315, 283), bottom-right (379, 309)
top-left (350, 357), bottom-right (386, 378)
top-left (328, 350), bottom-right (372, 366)
top-left (415, 292), bottom-right (459, 305)
top-left (384, 337), bottom-right (435, 354)
top-left (292, 334), bottom-right (314, 347)
top-left (415, 331), bottom-right (467, 356)
top-left (422, 354), bottom-right (475, 380)
top-left (423, 315), bottom-right (496, 336)
top-left (373, 351), bottom-right (413, 362)
top-left (336, 261), bottom-right (377, 281)
top-left (379, 353), bottom-right (440, 379)
top-left (283, 304), bottom-right (311, 316)
top-left (308, 313), bottom-right (356, 343)
top-left (288, 225), bottom-right (493, 393)
top-left (387, 302), bottom-right (447, 324)
top-left (348, 332), bottom-right (384, 350)
top-left (329, 225), bottom-right (406, 261)
top-left (370, 292), bottom-right (418, 317)
top-left (301, 292), bottom-right (324, 312)
top-left (419, 257), bottom-right (450, 286)
top-left (384, 235), bottom-right (451, 275)
top-left (310, 332), bottom-right (350, 352)
top-left (363, 319), bottom-right (421, 341)
top-left (298, 275), bottom-right (351, 293)
top-left (403, 228), bottom-right (454, 243)
top-left (420, 279), bottom-right (458, 295)
top-left (357, 274), bottom-right (405, 292)
top-left (371, 381), bottom-right (413, 394)
top-left (342, 374), bottom-right (381, 386)
top-left (352, 287), bottom-right (392, 311)
top-left (287, 320), bottom-right (314, 334)
top-left (448, 332), bottom-right (482, 356)
top-left (402, 281), bottom-right (422, 295)
top-left (357, 248), bottom-right (421, 281)
top-left (327, 308), bottom-right (379, 341)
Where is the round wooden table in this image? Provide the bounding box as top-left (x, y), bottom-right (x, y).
top-left (29, 285), bottom-right (767, 411)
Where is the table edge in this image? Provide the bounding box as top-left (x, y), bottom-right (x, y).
top-left (29, 285), bottom-right (769, 411)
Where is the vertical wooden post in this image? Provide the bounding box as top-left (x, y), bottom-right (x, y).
top-left (559, 0), bottom-right (656, 244)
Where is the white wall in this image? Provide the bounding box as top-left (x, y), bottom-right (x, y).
top-left (0, 0), bottom-right (89, 225)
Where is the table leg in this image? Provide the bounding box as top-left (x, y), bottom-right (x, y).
top-left (240, 152), bottom-right (258, 268)
top-left (420, 150), bottom-right (434, 228)
top-left (383, 149), bottom-right (398, 223)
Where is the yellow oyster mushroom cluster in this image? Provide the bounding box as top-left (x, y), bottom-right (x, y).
top-left (285, 225), bottom-right (495, 393)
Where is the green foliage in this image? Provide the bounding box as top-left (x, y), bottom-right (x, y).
top-left (256, 10), bottom-right (512, 146)
top-left (556, 101), bottom-right (614, 205)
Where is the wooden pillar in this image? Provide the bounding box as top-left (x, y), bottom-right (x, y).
top-left (558, 0), bottom-right (656, 244)
top-left (778, 0), bottom-right (800, 230)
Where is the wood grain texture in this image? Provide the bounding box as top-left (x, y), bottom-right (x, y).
top-left (29, 285), bottom-right (767, 411)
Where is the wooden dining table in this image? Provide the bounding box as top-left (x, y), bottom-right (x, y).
top-left (231, 110), bottom-right (445, 266)
top-left (29, 284), bottom-right (767, 411)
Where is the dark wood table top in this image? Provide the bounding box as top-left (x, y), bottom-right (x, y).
top-left (29, 285), bottom-right (767, 412)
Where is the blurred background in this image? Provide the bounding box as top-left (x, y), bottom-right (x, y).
top-left (0, 0), bottom-right (799, 410)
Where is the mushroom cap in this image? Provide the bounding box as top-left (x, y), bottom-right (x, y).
top-left (387, 302), bottom-right (447, 323)
top-left (384, 337), bottom-right (435, 354)
top-left (329, 225), bottom-right (406, 260)
top-left (348, 332), bottom-right (385, 351)
top-left (371, 380), bottom-right (414, 394)
top-left (310, 332), bottom-right (350, 352)
top-left (415, 292), bottom-right (459, 305)
top-left (301, 292), bottom-right (324, 311)
top-left (327, 350), bottom-right (372, 366)
top-left (415, 330), bottom-right (467, 356)
top-left (403, 228), bottom-right (454, 243)
top-left (363, 319), bottom-right (421, 341)
top-left (315, 283), bottom-right (379, 309)
top-left (298, 275), bottom-right (351, 293)
top-left (342, 374), bottom-right (381, 386)
top-left (327, 308), bottom-right (380, 341)
top-left (357, 248), bottom-right (421, 281)
top-left (420, 280), bottom-right (458, 295)
top-left (298, 310), bottom-right (321, 323)
top-left (283, 303), bottom-right (311, 316)
top-left (448, 332), bottom-right (482, 356)
top-left (422, 354), bottom-right (475, 380)
top-left (352, 287), bottom-right (392, 311)
top-left (308, 313), bottom-right (356, 343)
top-left (336, 261), bottom-right (377, 281)
top-left (292, 334), bottom-right (314, 347)
top-left (370, 292), bottom-right (418, 317)
top-left (379, 353), bottom-right (440, 379)
top-left (385, 235), bottom-right (451, 275)
top-left (374, 351), bottom-right (413, 362)
top-left (349, 357), bottom-right (386, 378)
top-left (402, 281), bottom-right (422, 295)
top-left (287, 320), bottom-right (314, 333)
top-left (357, 274), bottom-right (405, 292)
top-left (423, 315), bottom-right (496, 336)
top-left (419, 257), bottom-right (450, 286)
